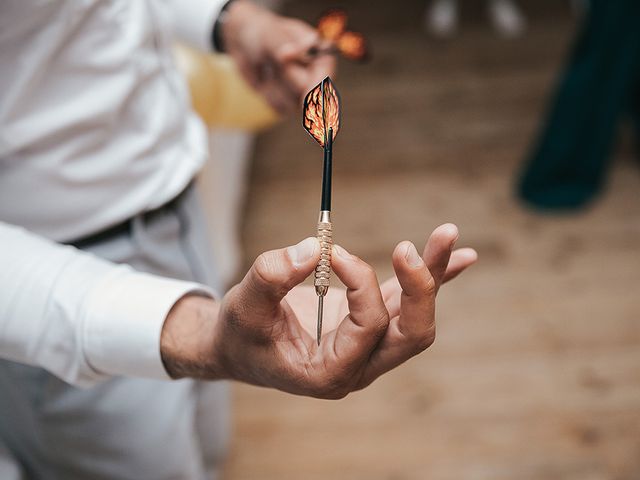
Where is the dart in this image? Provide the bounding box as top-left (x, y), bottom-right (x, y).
top-left (302, 76), bottom-right (341, 345)
top-left (308, 9), bottom-right (370, 63)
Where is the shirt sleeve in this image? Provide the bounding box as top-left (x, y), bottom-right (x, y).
top-left (163, 0), bottom-right (229, 53)
top-left (0, 222), bottom-right (214, 387)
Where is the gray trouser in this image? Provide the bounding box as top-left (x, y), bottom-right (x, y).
top-left (0, 185), bottom-right (230, 479)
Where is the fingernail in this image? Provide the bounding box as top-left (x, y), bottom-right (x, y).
top-left (445, 224), bottom-right (459, 249)
top-left (333, 244), bottom-right (352, 260)
top-left (287, 237), bottom-right (318, 267)
top-left (451, 232), bottom-right (459, 250)
top-left (405, 242), bottom-right (424, 268)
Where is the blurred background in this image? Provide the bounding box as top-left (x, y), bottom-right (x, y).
top-left (194, 0), bottom-right (640, 478)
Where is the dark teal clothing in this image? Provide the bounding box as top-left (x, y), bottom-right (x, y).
top-left (518, 0), bottom-right (640, 209)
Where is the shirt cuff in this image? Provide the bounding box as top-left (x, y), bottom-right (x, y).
top-left (82, 267), bottom-right (214, 383)
top-left (168, 0), bottom-right (229, 53)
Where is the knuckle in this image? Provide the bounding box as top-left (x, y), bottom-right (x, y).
top-left (371, 309), bottom-right (390, 335)
top-left (416, 326), bottom-right (436, 352)
top-left (424, 275), bottom-right (437, 296)
top-left (252, 253), bottom-right (290, 297)
top-left (253, 253), bottom-right (275, 283)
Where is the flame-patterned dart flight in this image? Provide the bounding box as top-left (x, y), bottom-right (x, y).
top-left (303, 76), bottom-right (341, 146)
top-left (302, 77), bottom-right (342, 345)
top-left (316, 9), bottom-right (369, 62)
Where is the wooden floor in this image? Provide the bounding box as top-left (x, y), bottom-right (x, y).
top-left (225, 2), bottom-right (640, 479)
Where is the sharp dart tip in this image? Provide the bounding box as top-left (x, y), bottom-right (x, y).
top-left (317, 296), bottom-right (324, 345)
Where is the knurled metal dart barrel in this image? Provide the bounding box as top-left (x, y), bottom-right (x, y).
top-left (315, 209), bottom-right (332, 344)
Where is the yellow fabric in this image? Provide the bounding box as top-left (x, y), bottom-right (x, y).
top-left (174, 44), bottom-right (279, 131)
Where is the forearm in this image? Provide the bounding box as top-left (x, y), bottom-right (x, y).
top-left (160, 294), bottom-right (227, 380)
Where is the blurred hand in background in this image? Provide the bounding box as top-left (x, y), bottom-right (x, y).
top-left (223, 0), bottom-right (335, 114)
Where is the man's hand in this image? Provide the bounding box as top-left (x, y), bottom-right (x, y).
top-left (221, 0), bottom-right (335, 114)
top-left (161, 224), bottom-right (477, 399)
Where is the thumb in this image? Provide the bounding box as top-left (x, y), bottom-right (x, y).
top-left (238, 237), bottom-right (320, 315)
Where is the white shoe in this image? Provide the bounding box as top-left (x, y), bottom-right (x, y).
top-left (488, 0), bottom-right (526, 38)
top-left (425, 0), bottom-right (458, 38)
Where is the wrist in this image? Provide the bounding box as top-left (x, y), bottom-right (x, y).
top-left (160, 294), bottom-right (226, 380)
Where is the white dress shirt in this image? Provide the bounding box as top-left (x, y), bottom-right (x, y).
top-left (0, 0), bottom-right (226, 386)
